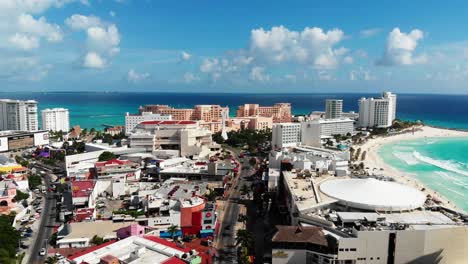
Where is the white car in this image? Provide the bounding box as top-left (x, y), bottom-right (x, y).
top-left (39, 248), bottom-right (46, 256)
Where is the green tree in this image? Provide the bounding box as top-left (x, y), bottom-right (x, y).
top-left (167, 225), bottom-right (180, 241)
top-left (235, 229), bottom-right (254, 248)
top-left (0, 214), bottom-right (20, 264)
top-left (28, 175), bottom-right (42, 189)
top-left (45, 256), bottom-right (58, 264)
top-left (98, 151), bottom-right (116, 161)
top-left (14, 190), bottom-right (29, 202)
top-left (90, 235), bottom-right (105, 245)
top-left (90, 128), bottom-right (96, 134)
top-left (103, 134), bottom-right (114, 144)
top-left (240, 184), bottom-right (249, 196)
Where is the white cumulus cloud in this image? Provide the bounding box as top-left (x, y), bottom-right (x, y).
top-left (181, 51), bottom-right (192, 61)
top-left (377, 28), bottom-right (427, 66)
top-left (9, 33), bottom-right (39, 50)
top-left (83, 52), bottom-right (105, 68)
top-left (127, 69), bottom-right (149, 83)
top-left (249, 66), bottom-right (269, 81)
top-left (65, 14), bottom-right (102, 30)
top-left (249, 25), bottom-right (347, 69)
top-left (360, 28), bottom-right (381, 38)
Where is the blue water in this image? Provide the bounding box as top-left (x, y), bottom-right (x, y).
top-left (1, 92), bottom-right (468, 130)
top-left (379, 137), bottom-right (468, 212)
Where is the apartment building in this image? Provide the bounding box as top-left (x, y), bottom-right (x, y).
top-left (358, 92), bottom-right (397, 128)
top-left (272, 123), bottom-right (302, 149)
top-left (0, 99), bottom-right (38, 131)
top-left (325, 99), bottom-right (343, 119)
top-left (41, 108), bottom-right (69, 132)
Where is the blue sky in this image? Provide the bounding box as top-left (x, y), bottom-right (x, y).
top-left (3, 0), bottom-right (468, 93)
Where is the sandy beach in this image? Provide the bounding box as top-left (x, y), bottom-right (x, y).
top-left (357, 125), bottom-right (468, 211)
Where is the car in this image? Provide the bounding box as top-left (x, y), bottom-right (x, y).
top-left (20, 244), bottom-right (29, 249)
top-left (39, 248), bottom-right (46, 256)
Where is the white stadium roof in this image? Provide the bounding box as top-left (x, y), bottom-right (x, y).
top-left (319, 178), bottom-right (426, 211)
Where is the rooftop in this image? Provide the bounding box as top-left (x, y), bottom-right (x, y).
top-left (71, 180), bottom-right (96, 198)
top-left (140, 120), bottom-right (197, 125)
top-left (61, 221), bottom-right (138, 241)
top-left (272, 225), bottom-right (329, 246)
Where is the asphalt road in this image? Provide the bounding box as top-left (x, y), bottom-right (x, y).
top-left (28, 170), bottom-right (56, 264)
top-left (216, 157), bottom-right (253, 264)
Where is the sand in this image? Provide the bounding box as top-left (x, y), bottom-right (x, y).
top-left (356, 125), bottom-right (468, 211)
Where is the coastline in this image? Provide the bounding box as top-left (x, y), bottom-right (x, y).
top-left (357, 125), bottom-right (468, 212)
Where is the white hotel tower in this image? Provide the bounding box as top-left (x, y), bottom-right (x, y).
top-left (0, 99), bottom-right (38, 131)
top-left (358, 92), bottom-right (397, 128)
top-left (41, 108), bottom-right (70, 132)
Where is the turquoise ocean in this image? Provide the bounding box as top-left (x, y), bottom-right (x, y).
top-left (379, 137), bottom-right (468, 212)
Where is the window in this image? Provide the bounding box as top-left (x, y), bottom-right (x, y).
top-left (339, 248), bottom-right (344, 252)
top-left (350, 248), bottom-right (356, 251)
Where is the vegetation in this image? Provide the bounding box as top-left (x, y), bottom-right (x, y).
top-left (14, 190), bottom-right (29, 202)
top-left (167, 225), bottom-right (180, 241)
top-left (204, 188), bottom-right (217, 202)
top-left (14, 156), bottom-right (29, 168)
top-left (98, 151), bottom-right (116, 161)
top-left (236, 229), bottom-right (254, 264)
top-left (240, 184), bottom-right (250, 196)
top-left (90, 235), bottom-right (105, 245)
top-left (112, 210), bottom-right (145, 218)
top-left (45, 256), bottom-right (59, 264)
top-left (61, 140), bottom-right (86, 156)
top-left (213, 128), bottom-right (271, 151)
top-left (391, 119), bottom-right (422, 130)
top-left (28, 175), bottom-right (42, 190)
top-left (361, 151), bottom-right (367, 161)
top-left (354, 148), bottom-right (362, 161)
top-left (0, 214), bottom-right (20, 264)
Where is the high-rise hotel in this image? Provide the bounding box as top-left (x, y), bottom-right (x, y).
top-left (41, 108), bottom-right (70, 132)
top-left (0, 99), bottom-right (38, 131)
top-left (358, 92), bottom-right (397, 128)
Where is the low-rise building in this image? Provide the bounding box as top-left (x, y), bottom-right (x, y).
top-left (301, 118), bottom-right (354, 147)
top-left (128, 120), bottom-right (213, 157)
top-left (0, 181), bottom-right (17, 215)
top-left (95, 159), bottom-right (141, 181)
top-left (0, 130), bottom-right (49, 152)
top-left (272, 123), bottom-right (302, 149)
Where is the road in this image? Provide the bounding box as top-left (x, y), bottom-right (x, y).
top-left (216, 155), bottom-right (253, 264)
top-left (27, 169), bottom-right (57, 264)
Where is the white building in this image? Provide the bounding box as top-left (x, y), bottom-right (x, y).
top-left (41, 108), bottom-right (69, 132)
top-left (0, 99), bottom-right (38, 131)
top-left (272, 123), bottom-right (302, 149)
top-left (0, 130), bottom-right (49, 152)
top-left (358, 92), bottom-right (397, 128)
top-left (125, 112), bottom-right (172, 135)
top-left (301, 118), bottom-right (354, 147)
top-left (128, 120), bottom-right (214, 157)
top-left (325, 99), bottom-right (343, 119)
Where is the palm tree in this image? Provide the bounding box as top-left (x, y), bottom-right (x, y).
top-left (240, 184), bottom-right (249, 196)
top-left (167, 225), bottom-right (180, 241)
top-left (235, 229), bottom-right (253, 248)
top-left (45, 256), bottom-right (58, 264)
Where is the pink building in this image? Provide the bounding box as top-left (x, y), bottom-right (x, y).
top-left (94, 159), bottom-right (141, 181)
top-left (0, 181), bottom-right (17, 215)
top-left (116, 224), bottom-right (147, 239)
top-left (139, 104), bottom-right (229, 122)
top-left (236, 103), bottom-right (292, 123)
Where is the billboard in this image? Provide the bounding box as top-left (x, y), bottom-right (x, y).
top-left (8, 134), bottom-right (34, 150)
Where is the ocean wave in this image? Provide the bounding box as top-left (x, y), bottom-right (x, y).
top-left (393, 151), bottom-right (419, 165)
top-left (413, 151), bottom-right (468, 177)
top-left (392, 146), bottom-right (414, 151)
top-left (447, 188), bottom-right (466, 197)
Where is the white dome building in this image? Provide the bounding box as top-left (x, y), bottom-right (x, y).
top-left (320, 178), bottom-right (426, 211)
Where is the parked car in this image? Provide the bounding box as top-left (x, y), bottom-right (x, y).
top-left (39, 248), bottom-right (46, 256)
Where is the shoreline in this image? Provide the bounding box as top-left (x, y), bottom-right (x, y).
top-left (357, 125), bottom-right (468, 212)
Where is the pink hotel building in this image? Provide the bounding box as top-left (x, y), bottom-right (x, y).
top-left (138, 103), bottom-right (292, 133)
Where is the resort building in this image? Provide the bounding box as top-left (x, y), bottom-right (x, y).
top-left (272, 123), bottom-right (302, 149)
top-left (358, 92), bottom-right (397, 128)
top-left (236, 103), bottom-right (292, 123)
top-left (139, 104), bottom-right (229, 122)
top-left (301, 118), bottom-right (354, 147)
top-left (128, 120), bottom-right (214, 157)
top-left (0, 99), bottom-right (38, 131)
top-left (325, 99), bottom-right (343, 119)
top-left (105, 126), bottom-right (125, 136)
top-left (125, 112), bottom-right (172, 135)
top-left (41, 108), bottom-right (70, 132)
top-left (0, 130), bottom-right (49, 152)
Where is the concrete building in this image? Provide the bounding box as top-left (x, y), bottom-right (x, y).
top-left (41, 108), bottom-right (69, 132)
top-left (125, 112), bottom-right (172, 135)
top-left (358, 92), bottom-right (397, 128)
top-left (139, 104), bottom-right (229, 122)
top-left (0, 181), bottom-right (17, 215)
top-left (237, 103), bottom-right (292, 123)
top-left (128, 120), bottom-right (214, 157)
top-left (0, 99), bottom-right (38, 131)
top-left (325, 99), bottom-right (343, 119)
top-left (273, 172), bottom-right (468, 264)
top-left (0, 130), bottom-right (49, 152)
top-left (95, 159), bottom-right (141, 181)
top-left (301, 119), bottom-right (354, 147)
top-left (272, 123), bottom-right (302, 149)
